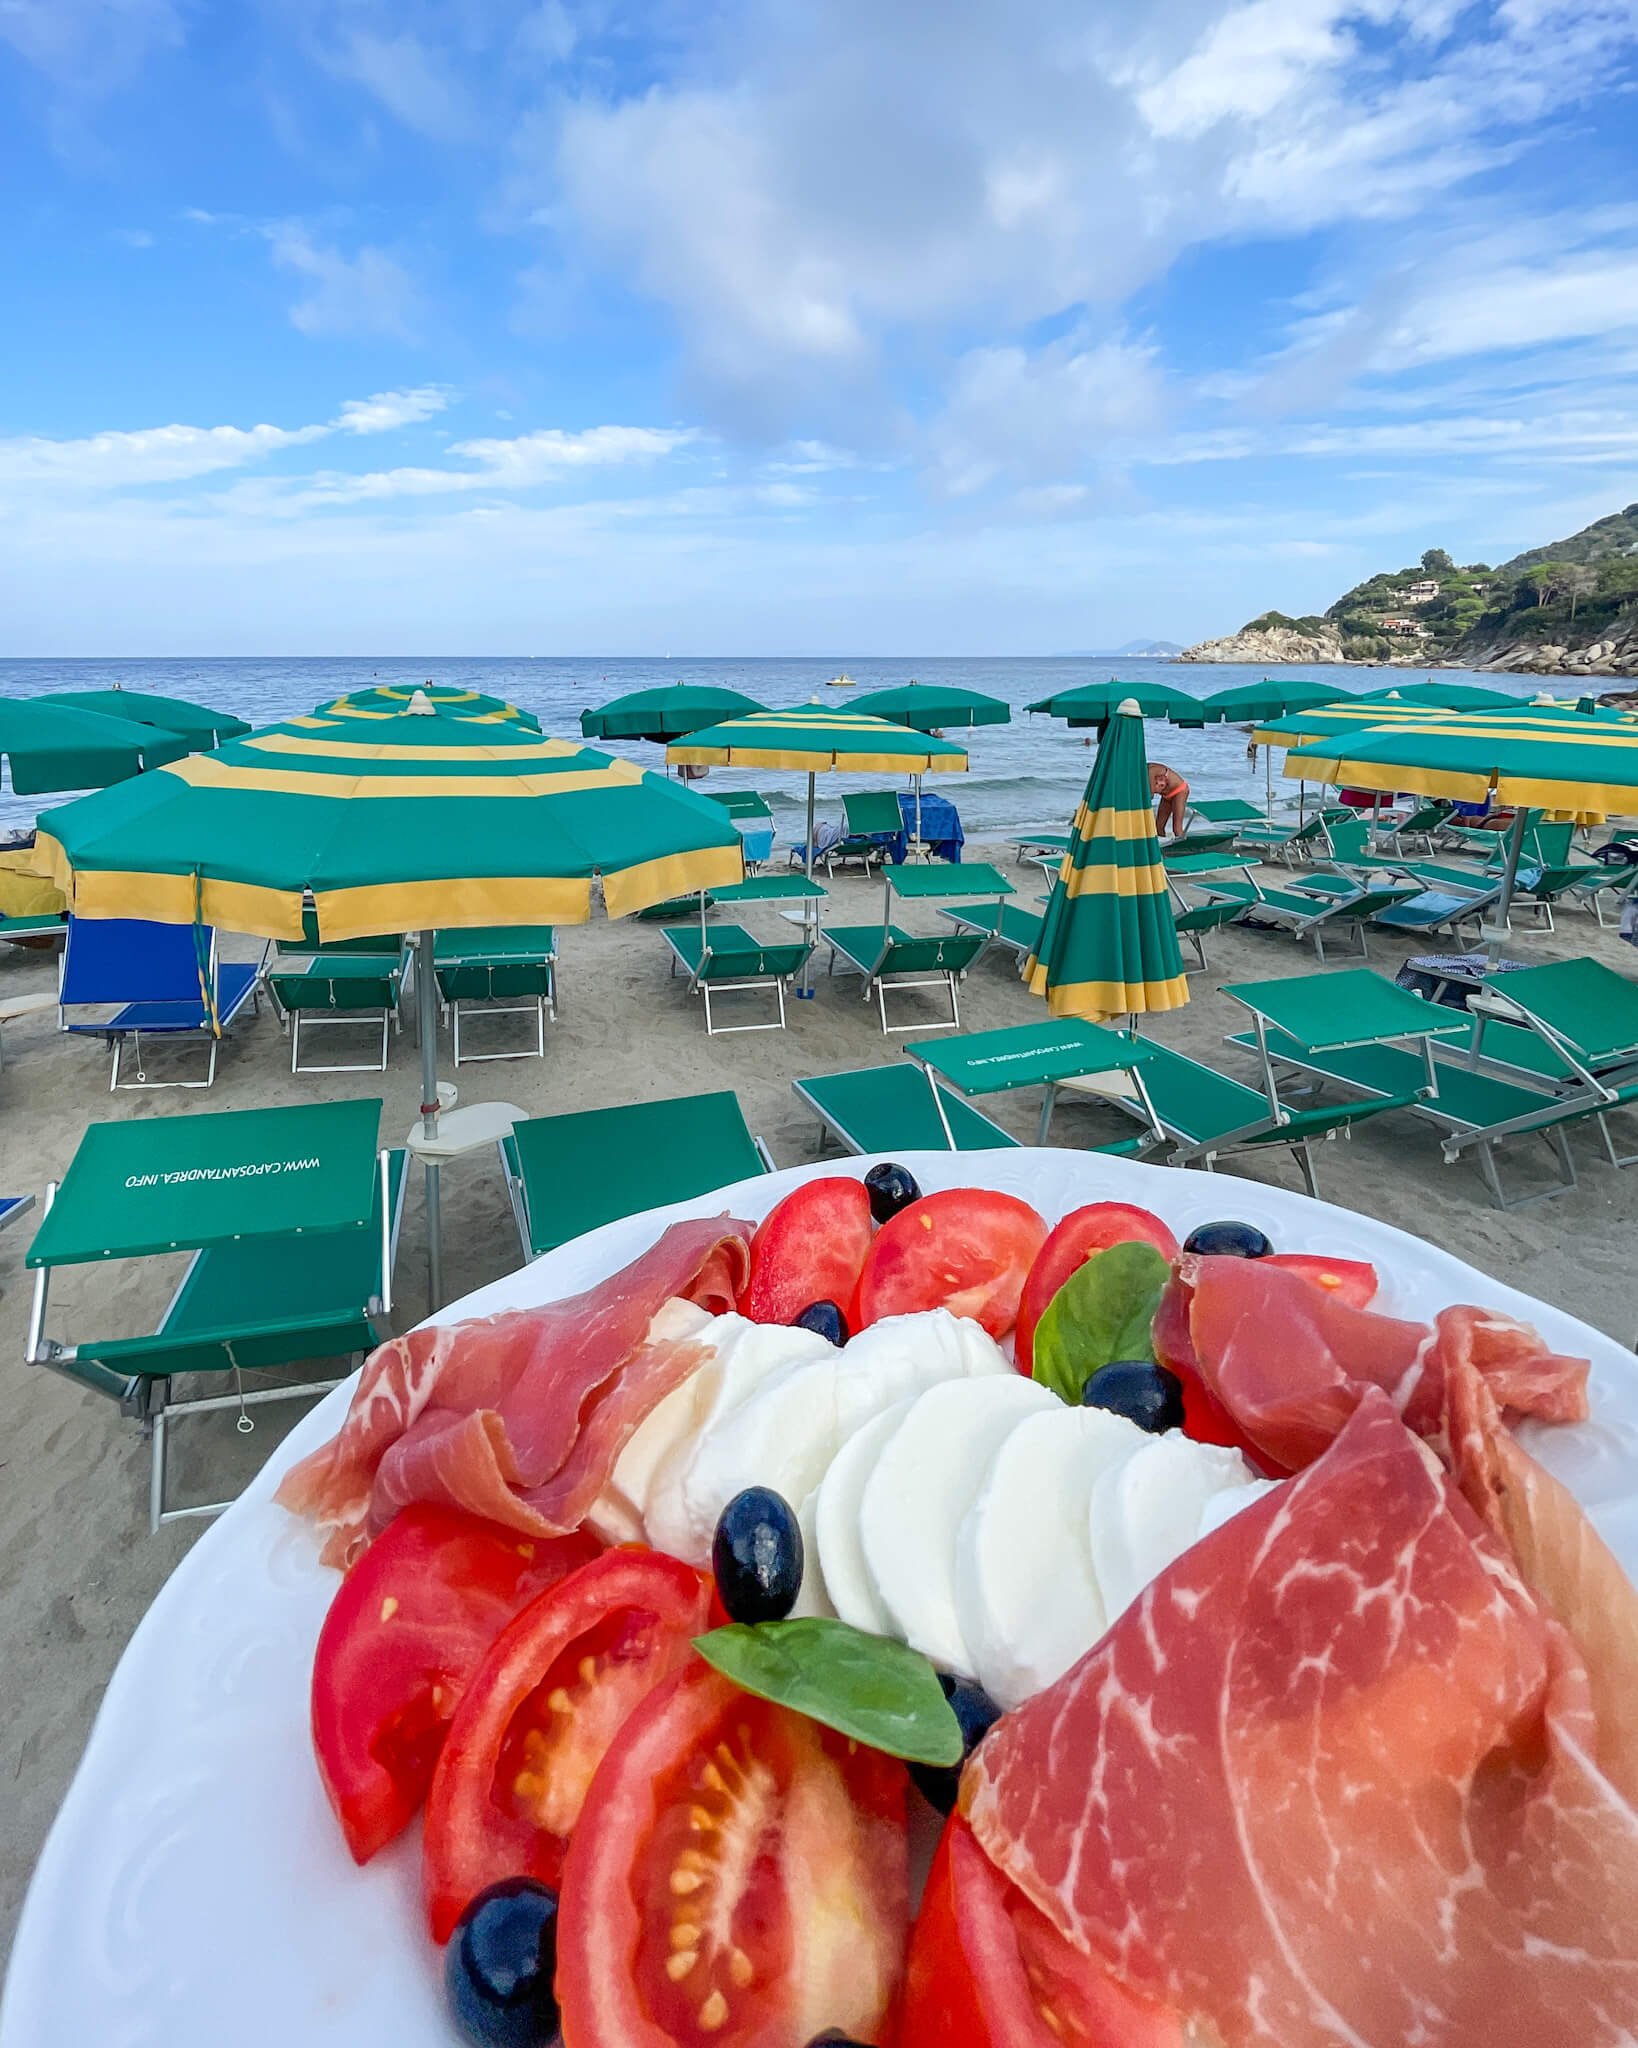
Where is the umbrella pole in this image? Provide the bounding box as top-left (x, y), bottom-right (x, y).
top-left (914, 771), bottom-right (924, 857)
top-left (1484, 803), bottom-right (1529, 965)
top-left (417, 928), bottom-right (444, 1306)
top-left (798, 771), bottom-right (817, 997)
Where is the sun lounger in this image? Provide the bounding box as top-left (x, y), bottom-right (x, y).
top-left (1160, 829), bottom-right (1238, 860)
top-left (1188, 799), bottom-right (1267, 828)
top-left (1172, 896), bottom-right (1246, 970)
top-left (1197, 876), bottom-right (1420, 961)
top-left (938, 900), bottom-right (1044, 966)
top-left (0, 911), bottom-right (66, 949)
top-left (500, 1090), bottom-right (771, 1260)
top-left (25, 1099), bottom-right (406, 1528)
top-left (822, 863), bottom-right (1013, 1032)
top-left (59, 916), bottom-right (265, 1090)
top-left (1232, 807), bottom-right (1349, 864)
top-left (1008, 830), bottom-right (1071, 866)
top-left (662, 876), bottom-right (823, 1033)
top-left (793, 1064), bottom-right (1019, 1154)
top-left (1371, 881), bottom-right (1503, 942)
top-left (433, 927), bottom-right (557, 1063)
top-left (1470, 957), bottom-right (1638, 1155)
top-left (0, 1191), bottom-right (34, 1240)
top-left (1374, 799), bottom-right (1452, 854)
top-left (265, 936), bottom-right (407, 1073)
top-left (824, 791), bottom-right (904, 876)
top-left (706, 790), bottom-right (776, 869)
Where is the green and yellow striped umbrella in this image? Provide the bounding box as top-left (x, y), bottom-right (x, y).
top-left (1024, 701), bottom-right (1189, 1021)
top-left (35, 710), bottom-right (743, 942)
top-left (318, 684), bottom-right (540, 728)
top-left (668, 704), bottom-right (969, 774)
top-left (1283, 715), bottom-right (1638, 821)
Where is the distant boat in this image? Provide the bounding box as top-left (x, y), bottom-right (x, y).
top-left (826, 672), bottom-right (857, 689)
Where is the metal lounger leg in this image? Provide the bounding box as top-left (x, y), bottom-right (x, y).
top-left (148, 1384), bottom-right (169, 1535)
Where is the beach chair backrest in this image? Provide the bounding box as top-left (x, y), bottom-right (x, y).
top-left (1135, 1041), bottom-right (1267, 1138)
top-left (1325, 815), bottom-right (1372, 863)
top-left (881, 932), bottom-right (986, 975)
top-left (1499, 957), bottom-right (1638, 1063)
top-left (1191, 799), bottom-right (1263, 824)
top-left (702, 935), bottom-right (810, 979)
top-left (61, 916), bottom-right (211, 1005)
top-left (842, 790), bottom-right (905, 838)
top-left (1526, 820), bottom-right (1575, 865)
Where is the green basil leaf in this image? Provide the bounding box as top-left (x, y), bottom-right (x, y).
top-left (1031, 1239), bottom-right (1171, 1405)
top-left (693, 1617), bottom-right (964, 1766)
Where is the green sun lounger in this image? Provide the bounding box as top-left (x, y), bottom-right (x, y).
top-left (500, 1090), bottom-right (771, 1260)
top-left (265, 935), bottom-right (407, 1073)
top-left (1188, 799), bottom-right (1267, 827)
top-left (1008, 830), bottom-right (1071, 865)
top-left (1160, 829), bottom-right (1238, 860)
top-left (0, 911), bottom-right (66, 948)
top-left (1232, 807), bottom-right (1348, 864)
top-left (824, 863), bottom-right (1013, 1033)
top-left (661, 875), bottom-right (823, 1033)
top-left (1173, 895), bottom-right (1246, 970)
top-left (1471, 957), bottom-right (1638, 1152)
top-left (433, 927), bottom-right (557, 1064)
top-left (25, 1098), bottom-right (406, 1530)
top-left (938, 900), bottom-right (1044, 966)
top-left (1198, 876), bottom-right (1420, 961)
top-left (903, 1018), bottom-right (1165, 1152)
top-left (1371, 880), bottom-right (1503, 941)
top-left (825, 791), bottom-right (904, 876)
top-left (793, 1065), bottom-right (1019, 1154)
top-left (1374, 798), bottom-right (1452, 854)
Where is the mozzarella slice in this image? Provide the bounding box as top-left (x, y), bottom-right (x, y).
top-left (789, 1486), bottom-right (836, 1619)
top-left (828, 1308), bottom-right (1010, 1439)
top-left (813, 1399), bottom-right (915, 1637)
top-left (1196, 1476), bottom-right (1284, 1542)
top-left (956, 1406), bottom-right (1147, 1711)
top-left (642, 1318), bottom-right (833, 1560)
top-left (860, 1376), bottom-right (1058, 1674)
top-left (1090, 1434), bottom-right (1256, 1624)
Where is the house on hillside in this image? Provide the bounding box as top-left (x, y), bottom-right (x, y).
top-left (1402, 580), bottom-right (1441, 602)
top-left (1377, 615), bottom-right (1429, 636)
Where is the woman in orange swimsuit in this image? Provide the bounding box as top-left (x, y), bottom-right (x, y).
top-left (1149, 761), bottom-right (1188, 839)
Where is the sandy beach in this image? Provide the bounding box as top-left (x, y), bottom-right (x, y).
top-left (2, 842), bottom-right (1636, 1958)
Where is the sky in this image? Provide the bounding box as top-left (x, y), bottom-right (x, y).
top-left (1, 0), bottom-right (1636, 656)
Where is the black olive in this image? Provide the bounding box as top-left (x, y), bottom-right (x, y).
top-left (713, 1486), bottom-right (803, 1624)
top-left (909, 1675), bottom-right (1003, 1814)
top-left (444, 1877), bottom-right (560, 2048)
top-left (1081, 1360), bottom-right (1185, 1434)
top-left (1183, 1220), bottom-right (1272, 1259)
top-left (794, 1299), bottom-right (848, 1346)
top-left (863, 1160), bottom-right (921, 1223)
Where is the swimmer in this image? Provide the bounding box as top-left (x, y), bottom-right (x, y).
top-left (1149, 761), bottom-right (1189, 838)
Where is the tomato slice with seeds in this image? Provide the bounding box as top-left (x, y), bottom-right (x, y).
top-left (1013, 1202), bottom-right (1181, 1374)
top-left (422, 1548), bottom-right (711, 1942)
top-left (1263, 1252), bottom-right (1378, 1309)
top-left (854, 1189), bottom-right (1048, 1339)
top-left (898, 1815), bottom-right (1184, 2048)
top-left (310, 1503), bottom-right (601, 1864)
top-left (738, 1175), bottom-right (876, 1326)
top-left (558, 1661), bottom-right (910, 2048)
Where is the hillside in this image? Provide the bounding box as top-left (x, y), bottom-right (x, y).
top-left (1178, 503), bottom-right (1638, 675)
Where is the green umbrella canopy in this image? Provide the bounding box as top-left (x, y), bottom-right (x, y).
top-left (849, 681), bottom-right (1011, 731)
top-left (1352, 682), bottom-right (1523, 711)
top-left (0, 698), bottom-right (191, 797)
top-left (668, 705), bottom-right (969, 773)
top-left (318, 685), bottom-right (540, 729)
top-left (38, 688), bottom-right (250, 747)
top-left (580, 683), bottom-right (768, 744)
top-left (1025, 678), bottom-right (1206, 729)
top-left (1282, 715), bottom-right (1638, 816)
top-left (1255, 698), bottom-right (1638, 749)
top-left (1023, 703), bottom-right (1189, 1022)
top-left (1197, 677), bottom-right (1351, 724)
top-left (35, 710), bottom-right (744, 941)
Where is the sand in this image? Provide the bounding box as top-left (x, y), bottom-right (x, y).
top-left (2, 841), bottom-right (1636, 1961)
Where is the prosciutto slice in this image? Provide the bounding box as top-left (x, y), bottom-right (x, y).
top-left (965, 1392), bottom-right (1638, 2046)
top-left (1166, 1254), bottom-right (1589, 1474)
top-left (277, 1217), bottom-right (752, 1569)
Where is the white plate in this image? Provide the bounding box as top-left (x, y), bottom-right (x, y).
top-left (5, 1150), bottom-right (1637, 2047)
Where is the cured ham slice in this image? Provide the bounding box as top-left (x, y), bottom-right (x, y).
top-left (277, 1217), bottom-right (753, 1569)
top-left (1163, 1254), bottom-right (1588, 1473)
top-left (964, 1392), bottom-right (1638, 2046)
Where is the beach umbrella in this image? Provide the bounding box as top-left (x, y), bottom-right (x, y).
top-left (1283, 713), bottom-right (1638, 944)
top-left (1025, 678), bottom-right (1206, 729)
top-left (1023, 701), bottom-right (1189, 1023)
top-left (0, 698), bottom-right (190, 797)
top-left (668, 705), bottom-right (968, 992)
top-left (1353, 682), bottom-right (1523, 711)
top-left (38, 687), bottom-right (250, 748)
top-left (579, 682), bottom-right (767, 745)
top-left (35, 705), bottom-right (743, 1300)
top-left (318, 685), bottom-right (540, 728)
top-left (850, 681), bottom-right (1009, 844)
top-left (1197, 678), bottom-right (1356, 815)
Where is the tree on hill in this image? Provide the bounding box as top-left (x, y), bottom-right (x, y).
top-left (1420, 548), bottom-right (1455, 575)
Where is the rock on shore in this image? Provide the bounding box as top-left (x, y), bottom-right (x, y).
top-left (1465, 612), bottom-right (1638, 680)
top-left (1176, 622), bottom-right (1345, 665)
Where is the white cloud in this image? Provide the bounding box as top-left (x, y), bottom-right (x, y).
top-left (0, 389), bottom-right (454, 491)
top-left (280, 425), bottom-right (700, 506)
top-left (930, 334), bottom-right (1168, 494)
top-left (320, 28), bottom-right (475, 141)
top-left (266, 225), bottom-right (419, 339)
top-left (0, 0), bottom-right (181, 94)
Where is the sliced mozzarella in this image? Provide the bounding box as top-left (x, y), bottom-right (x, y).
top-left (957, 1406), bottom-right (1148, 1711)
top-left (860, 1376), bottom-right (1058, 1675)
top-left (813, 1399), bottom-right (915, 1637)
top-left (789, 1486), bottom-right (836, 1619)
top-left (642, 1318), bottom-right (833, 1560)
top-left (1196, 1476), bottom-right (1284, 1542)
top-left (828, 1308), bottom-right (1010, 1439)
top-left (1090, 1434), bottom-right (1256, 1625)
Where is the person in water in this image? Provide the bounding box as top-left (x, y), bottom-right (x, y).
top-left (1149, 761), bottom-right (1189, 838)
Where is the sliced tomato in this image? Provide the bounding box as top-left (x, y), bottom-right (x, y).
top-left (422, 1548), bottom-right (711, 1942)
top-left (1013, 1203), bottom-right (1180, 1375)
top-left (558, 1660), bottom-right (910, 2048)
top-left (310, 1504), bottom-right (601, 1864)
top-left (738, 1176), bottom-right (875, 1326)
top-left (854, 1189), bottom-right (1048, 1339)
top-left (898, 1815), bottom-right (1184, 2048)
top-left (1263, 1252), bottom-right (1378, 1309)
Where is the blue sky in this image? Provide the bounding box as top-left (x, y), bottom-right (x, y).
top-left (1, 0), bottom-right (1635, 655)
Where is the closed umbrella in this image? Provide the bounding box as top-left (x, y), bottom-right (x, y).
top-left (0, 698), bottom-right (190, 797)
top-left (851, 681), bottom-right (1009, 846)
top-left (1023, 701), bottom-right (1189, 1022)
top-left (1026, 678), bottom-right (1206, 728)
top-left (39, 688), bottom-right (250, 748)
top-left (36, 706), bottom-right (743, 1300)
top-left (319, 685), bottom-right (540, 727)
top-left (669, 706), bottom-right (968, 991)
top-left (580, 683), bottom-right (767, 744)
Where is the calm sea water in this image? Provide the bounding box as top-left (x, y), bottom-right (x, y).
top-left (0, 654), bottom-right (1572, 840)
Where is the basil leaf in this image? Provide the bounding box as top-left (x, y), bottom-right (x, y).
top-left (1031, 1240), bottom-right (1171, 1405)
top-left (694, 1618), bottom-right (964, 1766)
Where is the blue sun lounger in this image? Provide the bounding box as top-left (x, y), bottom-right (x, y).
top-left (58, 916), bottom-right (265, 1090)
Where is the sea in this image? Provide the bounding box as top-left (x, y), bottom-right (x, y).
top-left (0, 654), bottom-right (1577, 841)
